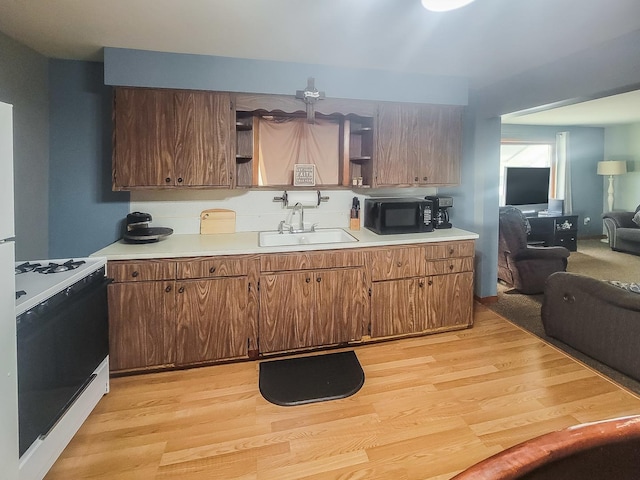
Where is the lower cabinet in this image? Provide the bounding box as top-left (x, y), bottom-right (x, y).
top-left (106, 240), bottom-right (474, 373)
top-left (176, 277), bottom-right (248, 365)
top-left (259, 267), bottom-right (367, 354)
top-left (107, 256), bottom-right (256, 373)
top-left (369, 242), bottom-right (475, 338)
top-left (108, 280), bottom-right (176, 371)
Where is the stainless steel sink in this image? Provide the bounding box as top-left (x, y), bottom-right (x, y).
top-left (259, 228), bottom-right (358, 247)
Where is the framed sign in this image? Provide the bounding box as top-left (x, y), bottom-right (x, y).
top-left (293, 164), bottom-right (316, 186)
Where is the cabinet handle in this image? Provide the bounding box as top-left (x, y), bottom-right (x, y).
top-left (396, 261), bottom-right (403, 267)
top-left (165, 177), bottom-right (171, 183)
top-left (209, 266), bottom-right (216, 274)
top-left (414, 176), bottom-right (419, 181)
top-left (449, 264), bottom-right (454, 270)
top-left (178, 286), bottom-right (185, 294)
top-left (428, 279), bottom-right (433, 286)
top-left (131, 271), bottom-right (139, 278)
top-left (316, 277), bottom-right (322, 283)
top-left (423, 176), bottom-right (428, 181)
top-left (305, 277), bottom-right (311, 283)
top-left (177, 177), bottom-right (183, 183)
top-left (418, 280), bottom-right (424, 288)
top-left (165, 285), bottom-right (172, 293)
top-left (449, 248), bottom-right (454, 255)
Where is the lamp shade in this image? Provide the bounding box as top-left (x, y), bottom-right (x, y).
top-left (597, 160), bottom-right (627, 176)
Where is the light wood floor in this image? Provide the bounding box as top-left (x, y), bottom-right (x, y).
top-left (45, 304), bottom-right (640, 480)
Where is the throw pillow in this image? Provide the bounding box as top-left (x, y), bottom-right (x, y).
top-left (607, 280), bottom-right (640, 294)
top-left (633, 211), bottom-right (640, 227)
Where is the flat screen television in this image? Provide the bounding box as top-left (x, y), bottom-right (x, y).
top-left (504, 167), bottom-right (550, 212)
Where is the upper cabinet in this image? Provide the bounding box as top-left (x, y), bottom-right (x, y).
top-left (112, 88), bottom-right (463, 190)
top-left (375, 102), bottom-right (463, 187)
top-left (112, 87), bottom-right (232, 190)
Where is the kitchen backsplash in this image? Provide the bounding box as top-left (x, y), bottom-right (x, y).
top-left (130, 187), bottom-right (437, 234)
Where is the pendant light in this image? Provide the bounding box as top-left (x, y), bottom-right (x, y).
top-left (421, 0), bottom-right (476, 12)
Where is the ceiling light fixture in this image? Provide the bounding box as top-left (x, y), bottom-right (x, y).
top-left (420, 0), bottom-right (476, 12)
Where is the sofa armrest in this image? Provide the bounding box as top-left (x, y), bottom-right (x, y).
top-left (514, 246), bottom-right (570, 261)
top-left (602, 211), bottom-right (637, 229)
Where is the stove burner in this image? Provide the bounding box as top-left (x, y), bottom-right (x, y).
top-left (35, 259), bottom-right (86, 275)
top-left (15, 262), bottom-right (42, 275)
top-left (16, 290), bottom-right (26, 300)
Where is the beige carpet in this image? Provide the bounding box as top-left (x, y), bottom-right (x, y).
top-left (488, 239), bottom-right (640, 395)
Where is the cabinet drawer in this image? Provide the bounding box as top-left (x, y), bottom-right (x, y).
top-left (424, 240), bottom-right (474, 259)
top-left (425, 257), bottom-right (474, 276)
top-left (369, 246), bottom-right (425, 281)
top-left (108, 260), bottom-right (176, 283)
top-left (260, 249), bottom-right (364, 272)
top-left (176, 256), bottom-right (249, 279)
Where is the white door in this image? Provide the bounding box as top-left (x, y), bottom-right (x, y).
top-left (0, 241), bottom-right (18, 479)
top-left (0, 101), bottom-right (15, 240)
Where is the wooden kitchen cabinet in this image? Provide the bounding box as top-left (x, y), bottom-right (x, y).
top-left (107, 255), bottom-right (257, 373)
top-left (108, 279), bottom-right (176, 371)
top-left (375, 102), bottom-right (463, 187)
top-left (175, 276), bottom-right (249, 365)
top-left (112, 87), bottom-right (232, 190)
top-left (259, 250), bottom-right (367, 354)
top-left (368, 240), bottom-right (474, 338)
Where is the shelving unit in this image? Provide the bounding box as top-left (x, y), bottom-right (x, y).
top-left (235, 113), bottom-right (254, 187)
top-left (343, 115), bottom-right (374, 188)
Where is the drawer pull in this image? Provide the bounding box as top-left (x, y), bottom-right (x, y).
top-left (449, 264), bottom-right (454, 270)
top-left (305, 277), bottom-right (311, 283)
top-left (177, 177), bottom-right (183, 183)
top-left (418, 280), bottom-right (424, 288)
top-left (209, 266), bottom-right (216, 274)
top-left (316, 277), bottom-right (322, 283)
top-left (449, 248), bottom-right (454, 255)
top-left (165, 177), bottom-right (171, 183)
top-left (165, 285), bottom-right (172, 293)
top-left (428, 279), bottom-right (433, 286)
top-left (131, 271), bottom-right (139, 278)
top-left (178, 286), bottom-right (185, 294)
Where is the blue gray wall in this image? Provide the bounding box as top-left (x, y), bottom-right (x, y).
top-left (104, 48), bottom-right (469, 105)
top-left (0, 31), bottom-right (49, 260)
top-left (48, 60), bottom-right (129, 258)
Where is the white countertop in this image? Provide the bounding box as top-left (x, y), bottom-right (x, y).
top-left (91, 227), bottom-right (479, 260)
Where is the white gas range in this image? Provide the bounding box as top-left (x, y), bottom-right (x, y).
top-left (15, 257), bottom-right (107, 316)
top-left (15, 256), bottom-right (110, 480)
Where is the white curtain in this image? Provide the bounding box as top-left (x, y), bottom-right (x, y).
top-left (554, 132), bottom-right (572, 214)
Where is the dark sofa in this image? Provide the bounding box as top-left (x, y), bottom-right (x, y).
top-left (602, 205), bottom-right (640, 255)
top-left (541, 272), bottom-right (640, 382)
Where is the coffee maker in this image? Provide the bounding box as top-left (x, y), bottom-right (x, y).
top-left (425, 196), bottom-right (453, 229)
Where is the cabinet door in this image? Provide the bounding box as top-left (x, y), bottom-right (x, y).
top-left (107, 281), bottom-right (176, 371)
top-left (375, 103), bottom-right (416, 186)
top-left (314, 268), bottom-right (366, 345)
top-left (419, 105), bottom-right (462, 185)
top-left (370, 278), bottom-right (426, 337)
top-left (425, 272), bottom-right (474, 330)
top-left (175, 277), bottom-right (247, 365)
top-left (259, 272), bottom-right (314, 353)
top-left (113, 88), bottom-right (175, 189)
top-left (175, 91), bottom-right (232, 187)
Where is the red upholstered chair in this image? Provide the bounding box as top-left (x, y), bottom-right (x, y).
top-left (451, 416), bottom-right (640, 480)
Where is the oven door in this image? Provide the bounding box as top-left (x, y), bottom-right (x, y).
top-left (17, 276), bottom-right (109, 457)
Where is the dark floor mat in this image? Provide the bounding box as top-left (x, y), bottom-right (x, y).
top-left (259, 351), bottom-right (365, 406)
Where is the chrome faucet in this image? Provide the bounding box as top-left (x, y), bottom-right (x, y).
top-left (291, 202), bottom-right (304, 232)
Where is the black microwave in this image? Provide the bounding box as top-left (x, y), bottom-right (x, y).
top-left (364, 198), bottom-right (435, 234)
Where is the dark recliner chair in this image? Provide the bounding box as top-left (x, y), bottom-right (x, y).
top-left (498, 206), bottom-right (570, 294)
top-left (602, 204), bottom-right (640, 255)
